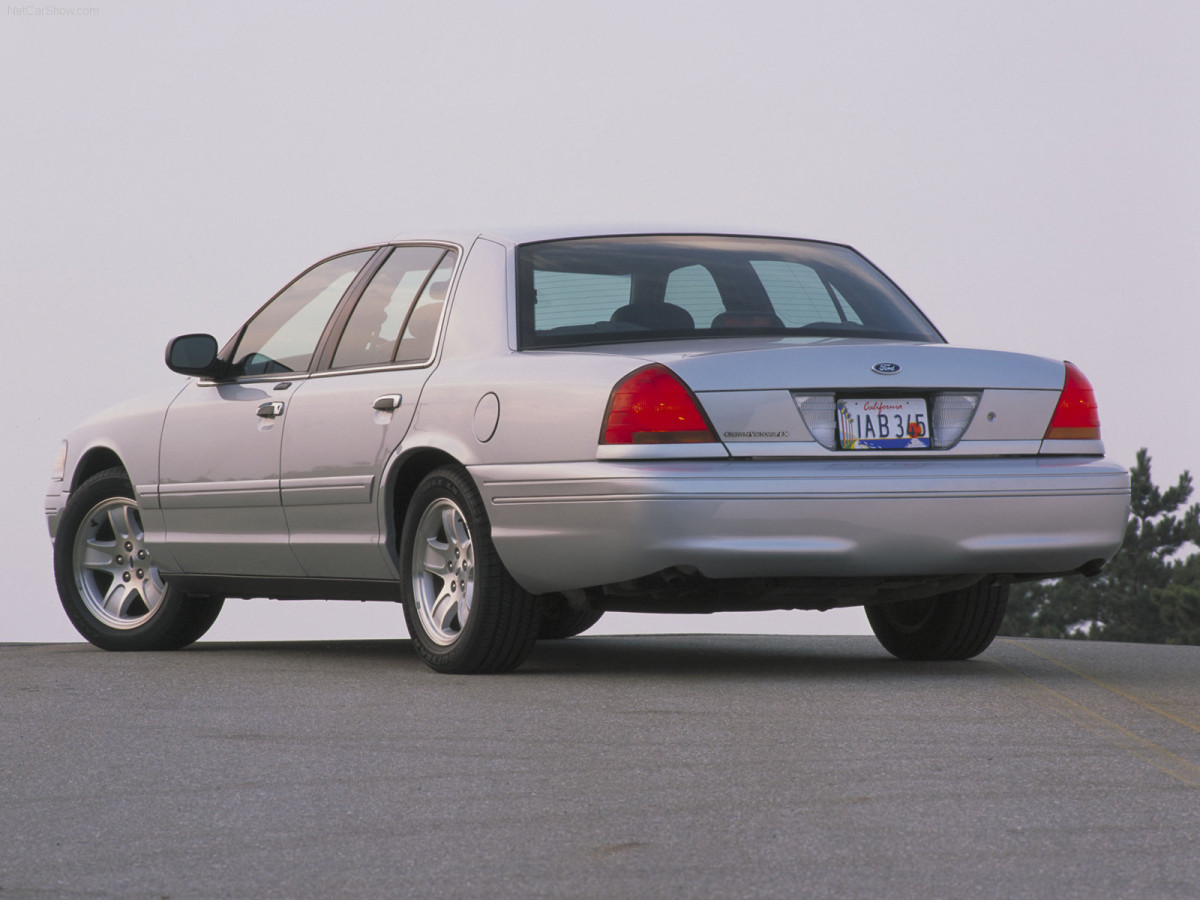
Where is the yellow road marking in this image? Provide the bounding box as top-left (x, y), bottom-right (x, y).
top-left (997, 663), bottom-right (1200, 788)
top-left (993, 646), bottom-right (1200, 789)
top-left (999, 638), bottom-right (1200, 735)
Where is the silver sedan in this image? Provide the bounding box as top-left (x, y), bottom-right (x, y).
top-left (45, 230), bottom-right (1130, 672)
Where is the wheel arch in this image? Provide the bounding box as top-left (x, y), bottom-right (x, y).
top-left (70, 446), bottom-right (128, 491)
top-left (53, 464), bottom-right (223, 650)
top-left (382, 446), bottom-right (465, 564)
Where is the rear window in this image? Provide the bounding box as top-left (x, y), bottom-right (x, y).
top-left (516, 235), bottom-right (942, 349)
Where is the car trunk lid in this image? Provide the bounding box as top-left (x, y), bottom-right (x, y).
top-left (604, 338), bottom-right (1068, 456)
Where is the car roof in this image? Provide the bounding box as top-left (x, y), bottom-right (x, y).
top-left (366, 225), bottom-right (826, 252)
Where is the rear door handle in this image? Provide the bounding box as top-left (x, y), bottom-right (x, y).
top-left (373, 394), bottom-right (402, 412)
top-left (257, 401), bottom-right (285, 419)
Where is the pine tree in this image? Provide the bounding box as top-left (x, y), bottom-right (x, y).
top-left (1155, 555), bottom-right (1200, 645)
top-left (1000, 449), bottom-right (1200, 643)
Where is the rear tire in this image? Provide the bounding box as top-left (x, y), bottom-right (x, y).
top-left (866, 581), bottom-right (1008, 661)
top-left (400, 466), bottom-right (541, 673)
top-left (538, 599), bottom-right (603, 640)
top-left (54, 468), bottom-right (223, 650)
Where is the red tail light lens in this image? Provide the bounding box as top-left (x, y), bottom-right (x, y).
top-left (601, 364), bottom-right (717, 444)
top-left (1044, 362), bottom-right (1100, 440)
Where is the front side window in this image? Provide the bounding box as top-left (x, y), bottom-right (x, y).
top-left (516, 235), bottom-right (941, 349)
top-left (231, 251), bottom-right (374, 377)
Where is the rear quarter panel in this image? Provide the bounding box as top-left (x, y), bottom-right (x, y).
top-left (408, 237), bottom-right (650, 466)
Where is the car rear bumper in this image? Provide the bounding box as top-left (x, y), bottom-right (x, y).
top-left (472, 456), bottom-right (1131, 595)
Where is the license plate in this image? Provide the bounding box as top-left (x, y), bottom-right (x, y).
top-left (837, 398), bottom-right (930, 450)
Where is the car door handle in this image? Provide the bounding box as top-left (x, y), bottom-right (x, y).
top-left (373, 394), bottom-right (402, 412)
top-left (257, 401), bottom-right (285, 419)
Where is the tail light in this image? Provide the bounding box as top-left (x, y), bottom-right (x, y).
top-left (1044, 362), bottom-right (1100, 440)
top-left (601, 364), bottom-right (717, 444)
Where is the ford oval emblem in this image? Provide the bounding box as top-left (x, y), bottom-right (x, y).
top-left (871, 362), bottom-right (901, 375)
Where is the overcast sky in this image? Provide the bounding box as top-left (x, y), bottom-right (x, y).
top-left (3, 0), bottom-right (1197, 643)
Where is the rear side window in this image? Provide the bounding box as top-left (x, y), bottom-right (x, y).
top-left (516, 235), bottom-right (940, 349)
top-left (396, 250), bottom-right (457, 363)
top-left (332, 246), bottom-right (452, 369)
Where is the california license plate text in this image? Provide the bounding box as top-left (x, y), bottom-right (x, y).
top-left (837, 398), bottom-right (930, 450)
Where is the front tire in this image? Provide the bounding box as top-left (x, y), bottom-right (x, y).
top-left (54, 468), bottom-right (223, 650)
top-left (400, 466), bottom-right (540, 673)
top-left (866, 581), bottom-right (1008, 661)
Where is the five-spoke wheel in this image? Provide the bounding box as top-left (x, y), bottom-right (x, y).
top-left (410, 496), bottom-right (476, 646)
top-left (400, 466), bottom-right (540, 673)
top-left (71, 495), bottom-right (167, 630)
top-left (54, 468), bottom-right (223, 650)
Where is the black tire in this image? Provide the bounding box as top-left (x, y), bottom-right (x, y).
top-left (865, 581), bottom-right (1008, 661)
top-left (538, 599), bottom-right (604, 640)
top-left (53, 467), bottom-right (224, 651)
top-left (400, 466), bottom-right (541, 673)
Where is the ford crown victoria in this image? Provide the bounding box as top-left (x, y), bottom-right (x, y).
top-left (46, 230), bottom-right (1131, 672)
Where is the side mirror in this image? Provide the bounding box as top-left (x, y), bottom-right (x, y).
top-left (165, 334), bottom-right (224, 378)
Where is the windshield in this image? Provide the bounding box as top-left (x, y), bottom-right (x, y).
top-left (516, 235), bottom-right (943, 349)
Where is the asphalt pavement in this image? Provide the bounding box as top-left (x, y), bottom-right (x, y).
top-left (2, 635), bottom-right (1198, 899)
